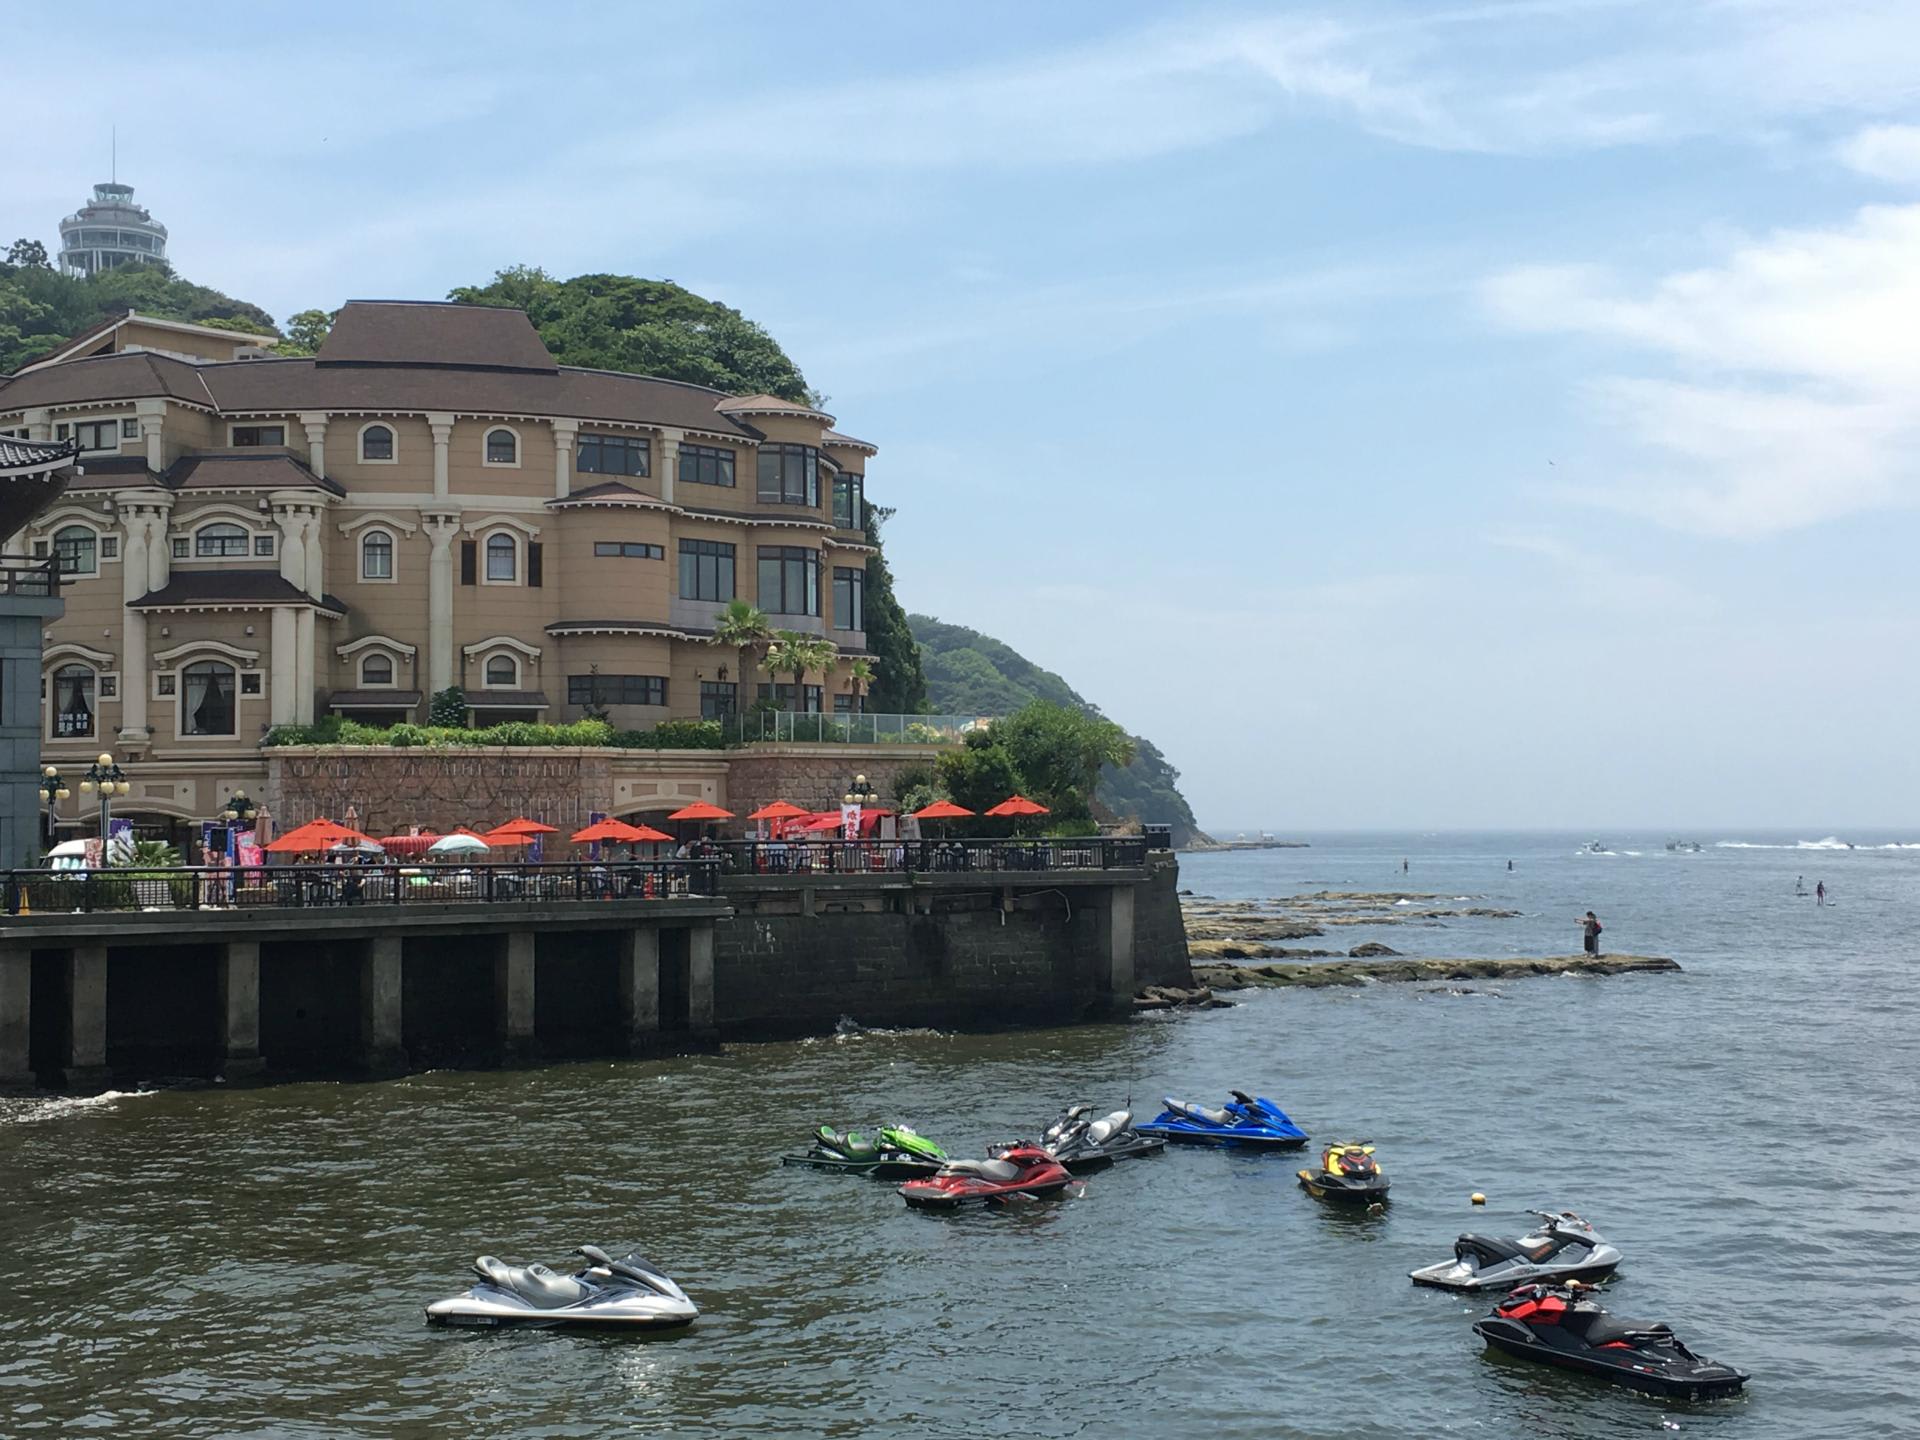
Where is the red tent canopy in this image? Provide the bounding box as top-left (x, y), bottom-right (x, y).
top-left (913, 800), bottom-right (975, 819)
top-left (377, 833), bottom-right (441, 856)
top-left (985, 794), bottom-right (1050, 817)
top-left (492, 816), bottom-right (559, 835)
top-left (668, 802), bottom-right (735, 822)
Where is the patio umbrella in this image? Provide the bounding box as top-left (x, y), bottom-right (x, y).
top-left (667, 802), bottom-right (734, 822)
top-left (377, 832), bottom-right (441, 857)
top-left (264, 819), bottom-right (350, 853)
top-left (913, 798), bottom-right (975, 840)
top-left (492, 816), bottom-right (559, 836)
top-left (626, 824), bottom-right (674, 844)
top-left (479, 829), bottom-right (533, 848)
top-left (571, 818), bottom-right (647, 845)
top-left (985, 795), bottom-right (1049, 817)
top-left (427, 833), bottom-right (491, 856)
top-left (328, 838), bottom-right (386, 855)
top-left (747, 800), bottom-right (808, 821)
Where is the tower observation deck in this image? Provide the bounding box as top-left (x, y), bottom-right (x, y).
top-left (57, 183), bottom-right (169, 277)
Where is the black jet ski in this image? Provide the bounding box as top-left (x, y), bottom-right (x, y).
top-left (1004, 1104), bottom-right (1166, 1174)
top-left (425, 1244), bottom-right (697, 1330)
top-left (1473, 1284), bottom-right (1748, 1400)
top-left (1296, 1141), bottom-right (1389, 1203)
top-left (1410, 1210), bottom-right (1622, 1292)
top-left (782, 1125), bottom-right (947, 1179)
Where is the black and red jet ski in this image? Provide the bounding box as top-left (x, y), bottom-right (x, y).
top-left (1473, 1284), bottom-right (1749, 1400)
top-left (898, 1143), bottom-right (1073, 1210)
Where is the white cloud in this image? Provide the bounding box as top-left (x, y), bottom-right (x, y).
top-left (1837, 123), bottom-right (1920, 183)
top-left (1483, 204), bottom-right (1920, 536)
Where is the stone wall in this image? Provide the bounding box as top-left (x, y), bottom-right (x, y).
top-left (723, 745), bottom-right (940, 819)
top-left (1132, 851), bottom-right (1194, 989)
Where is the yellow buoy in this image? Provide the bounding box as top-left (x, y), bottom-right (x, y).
top-left (1470, 1192), bottom-right (1486, 1205)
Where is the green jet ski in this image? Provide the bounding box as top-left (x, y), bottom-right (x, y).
top-left (782, 1124), bottom-right (948, 1179)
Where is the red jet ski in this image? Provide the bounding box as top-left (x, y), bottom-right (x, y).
top-left (899, 1144), bottom-right (1073, 1210)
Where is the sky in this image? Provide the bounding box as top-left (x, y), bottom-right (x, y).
top-left (8, 0), bottom-right (1920, 832)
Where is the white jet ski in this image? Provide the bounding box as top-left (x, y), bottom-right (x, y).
top-left (425, 1244), bottom-right (698, 1329)
top-left (1409, 1210), bottom-right (1621, 1292)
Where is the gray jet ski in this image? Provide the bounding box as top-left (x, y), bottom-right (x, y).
top-left (1410, 1210), bottom-right (1621, 1292)
top-left (425, 1244), bottom-right (698, 1329)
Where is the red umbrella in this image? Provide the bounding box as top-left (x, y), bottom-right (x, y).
top-left (627, 824), bottom-right (674, 843)
top-left (985, 795), bottom-right (1050, 817)
top-left (378, 832), bottom-right (441, 857)
top-left (264, 819), bottom-right (350, 853)
top-left (668, 802), bottom-right (735, 822)
top-left (492, 816), bottom-right (559, 836)
top-left (572, 818), bottom-right (648, 844)
top-left (481, 829), bottom-right (533, 848)
top-left (748, 800), bottom-right (809, 821)
top-left (913, 800), bottom-right (975, 820)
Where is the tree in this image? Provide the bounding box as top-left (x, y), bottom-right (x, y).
top-left (6, 239), bottom-right (49, 269)
top-left (935, 731), bottom-right (1024, 820)
top-left (846, 657), bottom-right (876, 713)
top-left (765, 632), bottom-right (837, 709)
top-left (275, 308), bottom-right (335, 356)
top-left (991, 701), bottom-right (1134, 830)
top-left (711, 599), bottom-right (773, 710)
top-left (0, 258), bottom-right (280, 372)
top-left (578, 664), bottom-right (612, 724)
top-left (428, 686), bottom-right (468, 727)
top-left (861, 506), bottom-right (927, 713)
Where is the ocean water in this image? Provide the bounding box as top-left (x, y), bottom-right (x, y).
top-left (0, 830), bottom-right (1913, 1438)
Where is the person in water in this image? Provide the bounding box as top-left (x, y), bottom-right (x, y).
top-left (1816, 880), bottom-right (1827, 906)
top-left (1401, 858), bottom-right (1408, 874)
top-left (1581, 910), bottom-right (1603, 957)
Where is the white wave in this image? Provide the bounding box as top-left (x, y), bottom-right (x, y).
top-left (1, 1088), bottom-right (154, 1125)
top-left (1716, 837), bottom-right (1854, 850)
top-left (1620, 850), bottom-right (1643, 857)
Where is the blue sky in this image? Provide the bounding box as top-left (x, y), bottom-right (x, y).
top-left (10, 1), bottom-right (1920, 831)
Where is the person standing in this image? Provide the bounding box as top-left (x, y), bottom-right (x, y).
top-left (1816, 880), bottom-right (1827, 907)
top-left (1401, 857), bottom-right (1409, 874)
top-left (1580, 910), bottom-right (1603, 957)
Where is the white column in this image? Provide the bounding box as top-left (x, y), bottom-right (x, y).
top-left (273, 501), bottom-right (306, 590)
top-left (424, 515), bottom-right (458, 694)
top-left (658, 429), bottom-right (679, 505)
top-left (552, 419), bottom-right (577, 499)
top-left (270, 608), bottom-right (298, 725)
top-left (428, 414), bottom-right (454, 500)
top-left (147, 502), bottom-right (172, 592)
top-left (22, 408), bottom-right (50, 443)
top-left (299, 413), bottom-right (329, 480)
top-left (302, 508), bottom-right (325, 602)
top-left (295, 607), bottom-right (316, 724)
top-left (135, 399), bottom-right (166, 472)
top-left (118, 511), bottom-right (151, 743)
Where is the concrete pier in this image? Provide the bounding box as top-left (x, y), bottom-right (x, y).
top-left (62, 945), bottom-right (110, 1090)
top-left (617, 929), bottom-right (660, 1051)
top-left (687, 926), bottom-right (716, 1037)
top-left (218, 941), bottom-right (265, 1080)
top-left (495, 931), bottom-right (536, 1060)
top-left (359, 936), bottom-right (406, 1075)
top-left (0, 951), bottom-right (29, 1089)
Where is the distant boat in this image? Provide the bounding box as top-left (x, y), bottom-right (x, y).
top-left (1582, 840), bottom-right (1609, 854)
top-left (1665, 839), bottom-right (1703, 853)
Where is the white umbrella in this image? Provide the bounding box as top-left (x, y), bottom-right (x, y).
top-left (427, 833), bottom-right (490, 856)
top-left (329, 838), bottom-right (385, 854)
top-left (47, 838), bottom-right (88, 858)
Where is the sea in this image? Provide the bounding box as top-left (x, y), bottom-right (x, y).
top-left (1, 829), bottom-right (1913, 1439)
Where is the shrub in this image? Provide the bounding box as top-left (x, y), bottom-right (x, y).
top-left (427, 686), bottom-right (468, 727)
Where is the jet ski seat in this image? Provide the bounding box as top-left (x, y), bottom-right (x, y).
top-left (1168, 1099), bottom-right (1235, 1126)
top-left (1570, 1311), bottom-right (1673, 1347)
top-left (942, 1158), bottom-right (1021, 1180)
top-left (1457, 1234), bottom-right (1557, 1266)
top-left (473, 1256), bottom-right (593, 1309)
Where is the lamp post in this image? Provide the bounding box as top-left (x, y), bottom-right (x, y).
top-left (221, 791), bottom-right (259, 826)
top-left (79, 752), bottom-right (130, 857)
top-left (844, 773), bottom-right (880, 807)
top-left (39, 765), bottom-right (70, 850)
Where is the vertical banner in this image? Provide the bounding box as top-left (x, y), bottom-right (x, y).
top-left (840, 803), bottom-right (860, 841)
top-left (201, 821), bottom-right (217, 866)
top-left (107, 818), bottom-right (134, 866)
top-left (588, 810), bottom-right (606, 862)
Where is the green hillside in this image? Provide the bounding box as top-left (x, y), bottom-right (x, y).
top-left (911, 615), bottom-right (1205, 846)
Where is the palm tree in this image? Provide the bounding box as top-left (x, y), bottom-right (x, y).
top-left (765, 632), bottom-right (838, 710)
top-left (845, 657), bottom-right (877, 714)
top-left (711, 599), bottom-right (772, 711)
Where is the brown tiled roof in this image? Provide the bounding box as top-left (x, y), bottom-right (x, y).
top-left (13, 311), bottom-right (128, 371)
top-left (549, 480), bottom-right (660, 506)
top-left (164, 452), bottom-right (346, 496)
top-left (64, 455), bottom-right (162, 491)
top-left (467, 690), bottom-right (550, 708)
top-left (129, 569), bottom-right (347, 615)
top-left (545, 619), bottom-right (687, 637)
top-left (0, 351), bottom-right (215, 410)
top-left (317, 301), bottom-right (559, 372)
top-left (716, 393), bottom-right (834, 424)
top-left (328, 689), bottom-right (422, 709)
top-left (822, 428), bottom-right (877, 455)
top-left (0, 437), bottom-right (80, 474)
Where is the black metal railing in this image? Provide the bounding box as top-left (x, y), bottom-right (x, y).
top-left (0, 558), bottom-right (60, 598)
top-left (715, 836), bottom-right (1148, 877)
top-left (3, 860), bottom-right (721, 915)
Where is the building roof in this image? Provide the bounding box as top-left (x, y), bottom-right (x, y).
top-left (164, 452), bottom-right (345, 497)
top-left (0, 436), bottom-right (81, 476)
top-left (328, 689), bottom-right (422, 709)
top-left (467, 690), bottom-right (550, 708)
top-left (545, 619), bottom-right (689, 638)
top-left (317, 301), bottom-right (559, 373)
top-left (14, 310), bottom-right (276, 374)
top-left (0, 351), bottom-right (215, 409)
top-left (129, 569), bottom-right (347, 615)
top-left (822, 429), bottom-right (877, 455)
top-left (60, 455), bottom-right (163, 491)
top-left (715, 393), bottom-right (835, 424)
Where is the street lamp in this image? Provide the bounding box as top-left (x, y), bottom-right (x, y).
top-left (79, 752), bottom-right (130, 854)
top-left (39, 765), bottom-right (70, 849)
top-left (844, 772), bottom-right (880, 807)
top-left (221, 791), bottom-right (259, 824)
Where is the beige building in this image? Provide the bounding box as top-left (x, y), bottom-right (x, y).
top-left (0, 302), bottom-right (880, 833)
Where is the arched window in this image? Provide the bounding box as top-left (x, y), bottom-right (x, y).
top-left (182, 661), bottom-right (237, 736)
top-left (52, 525), bottom-right (97, 576)
top-left (485, 427), bottom-right (518, 465)
top-left (485, 654), bottom-right (518, 687)
top-left (360, 654), bottom-right (394, 686)
top-left (360, 424), bottom-right (394, 461)
top-left (485, 532), bottom-right (516, 582)
top-left (361, 529), bottom-right (394, 580)
top-left (195, 523), bottom-right (249, 557)
top-left (53, 664), bottom-right (95, 737)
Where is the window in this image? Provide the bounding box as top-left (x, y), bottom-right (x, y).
top-left (360, 424), bottom-right (394, 461)
top-left (195, 523), bottom-right (249, 557)
top-left (593, 541), bottom-right (665, 560)
top-left (100, 536), bottom-right (119, 560)
top-left (833, 566), bottom-right (865, 632)
top-left (485, 427), bottom-right (518, 465)
top-left (757, 545), bottom-right (820, 616)
top-left (567, 674), bottom-right (666, 707)
top-left (120, 418), bottom-right (139, 440)
top-left (485, 533), bottom-right (516, 582)
top-left (361, 654), bottom-right (394, 686)
top-left (182, 661), bottom-right (237, 736)
top-left (484, 655), bottom-right (519, 687)
top-left (254, 534), bottom-right (275, 557)
top-left (678, 539), bottom-right (735, 602)
top-left (757, 444), bottom-right (821, 506)
top-left (832, 472), bottom-right (864, 530)
top-left (699, 680), bottom-right (737, 719)
top-left (231, 425), bottom-right (285, 447)
top-left (577, 432), bottom-right (649, 477)
top-left (156, 674), bottom-right (176, 697)
top-left (70, 419), bottom-right (117, 451)
top-left (171, 537), bottom-right (189, 560)
top-left (678, 443), bottom-right (735, 488)
top-left (757, 682), bottom-right (823, 713)
top-left (240, 672), bottom-right (263, 696)
top-left (52, 526), bottom-right (97, 576)
top-left (361, 530), bottom-right (394, 580)
top-left (99, 674), bottom-right (118, 699)
top-left (31, 539), bottom-right (47, 558)
top-left (834, 692), bottom-right (861, 714)
top-left (53, 665), bottom-right (95, 737)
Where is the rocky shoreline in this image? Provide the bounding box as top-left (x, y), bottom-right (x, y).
top-left (1194, 953), bottom-right (1681, 990)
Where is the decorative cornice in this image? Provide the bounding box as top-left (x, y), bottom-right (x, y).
top-left (154, 638), bottom-right (263, 666)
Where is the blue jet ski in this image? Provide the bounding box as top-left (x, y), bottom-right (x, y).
top-left (1137, 1090), bottom-right (1309, 1150)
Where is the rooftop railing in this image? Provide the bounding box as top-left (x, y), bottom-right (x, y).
top-left (715, 836), bottom-right (1147, 876)
top-left (3, 860), bottom-right (721, 916)
top-left (0, 558), bottom-right (60, 598)
top-left (723, 711), bottom-right (988, 745)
